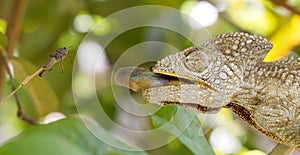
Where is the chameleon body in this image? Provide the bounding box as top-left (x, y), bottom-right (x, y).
top-left (116, 32), bottom-right (300, 150)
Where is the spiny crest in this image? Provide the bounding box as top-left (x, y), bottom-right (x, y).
top-left (201, 32), bottom-right (273, 60)
top-left (151, 51), bottom-right (185, 74)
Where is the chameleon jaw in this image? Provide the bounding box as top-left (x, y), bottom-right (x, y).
top-left (115, 67), bottom-right (222, 109)
top-left (115, 67), bottom-right (215, 91)
top-left (152, 70), bottom-right (216, 91)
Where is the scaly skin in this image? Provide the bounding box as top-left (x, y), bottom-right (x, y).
top-left (143, 32), bottom-right (300, 150)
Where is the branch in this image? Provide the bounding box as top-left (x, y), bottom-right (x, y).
top-left (0, 47), bottom-right (70, 123)
top-left (0, 50), bottom-right (37, 125)
top-left (6, 0), bottom-right (28, 55)
top-left (0, 0), bottom-right (31, 124)
top-left (0, 52), bottom-right (5, 98)
top-left (0, 66), bottom-right (43, 108)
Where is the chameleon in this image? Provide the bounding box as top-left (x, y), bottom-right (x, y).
top-left (115, 32), bottom-right (300, 151)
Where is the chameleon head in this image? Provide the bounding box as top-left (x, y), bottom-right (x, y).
top-left (150, 32), bottom-right (274, 91)
top-left (147, 46), bottom-right (231, 108)
top-left (146, 32), bottom-right (277, 112)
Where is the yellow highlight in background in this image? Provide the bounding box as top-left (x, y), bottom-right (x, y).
top-left (264, 15), bottom-right (300, 62)
top-left (0, 18), bottom-right (6, 34)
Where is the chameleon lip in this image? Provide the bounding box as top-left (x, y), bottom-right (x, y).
top-left (152, 70), bottom-right (215, 90)
top-left (115, 67), bottom-right (190, 91)
top-left (161, 101), bottom-right (221, 113)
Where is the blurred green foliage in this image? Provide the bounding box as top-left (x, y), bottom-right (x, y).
top-left (0, 116), bottom-right (148, 155)
top-left (0, 0), bottom-right (300, 155)
top-left (151, 105), bottom-right (214, 155)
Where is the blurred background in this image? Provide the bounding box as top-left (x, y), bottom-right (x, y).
top-left (0, 0), bottom-right (300, 155)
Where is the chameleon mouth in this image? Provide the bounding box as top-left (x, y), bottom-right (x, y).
top-left (152, 70), bottom-right (215, 90)
top-left (115, 67), bottom-right (213, 92)
top-left (115, 67), bottom-right (221, 111)
top-left (151, 70), bottom-right (196, 82)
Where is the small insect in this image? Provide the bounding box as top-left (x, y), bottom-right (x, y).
top-left (0, 47), bottom-right (73, 125)
top-left (39, 47), bottom-right (72, 77)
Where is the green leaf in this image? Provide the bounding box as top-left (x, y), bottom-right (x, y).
top-left (0, 116), bottom-right (148, 155)
top-left (151, 105), bottom-right (215, 155)
top-left (10, 58), bottom-right (59, 116)
top-left (0, 32), bottom-right (7, 49)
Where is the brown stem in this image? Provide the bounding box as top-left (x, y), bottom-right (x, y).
top-left (0, 47), bottom-right (68, 110)
top-left (0, 66), bottom-right (46, 108)
top-left (2, 0), bottom-right (29, 93)
top-left (6, 0), bottom-right (28, 55)
top-left (0, 51), bottom-right (38, 125)
top-left (0, 52), bottom-right (5, 97)
top-left (0, 46), bottom-right (68, 125)
top-left (0, 0), bottom-right (33, 125)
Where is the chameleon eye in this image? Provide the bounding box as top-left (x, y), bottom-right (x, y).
top-left (184, 50), bottom-right (210, 73)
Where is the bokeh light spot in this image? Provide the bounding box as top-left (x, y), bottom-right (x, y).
top-left (182, 1), bottom-right (219, 29)
top-left (73, 13), bottom-right (94, 33)
top-left (209, 127), bottom-right (242, 154)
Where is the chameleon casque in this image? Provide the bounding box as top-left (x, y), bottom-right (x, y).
top-left (116, 32), bottom-right (300, 150)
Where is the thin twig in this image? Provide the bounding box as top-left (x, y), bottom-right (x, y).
top-left (0, 67), bottom-right (44, 108)
top-left (0, 51), bottom-right (37, 125)
top-left (0, 47), bottom-right (70, 124)
top-left (1, 0), bottom-right (33, 125)
top-left (0, 52), bottom-right (5, 98)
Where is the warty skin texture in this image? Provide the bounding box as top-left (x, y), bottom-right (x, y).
top-left (145, 32), bottom-right (300, 150)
